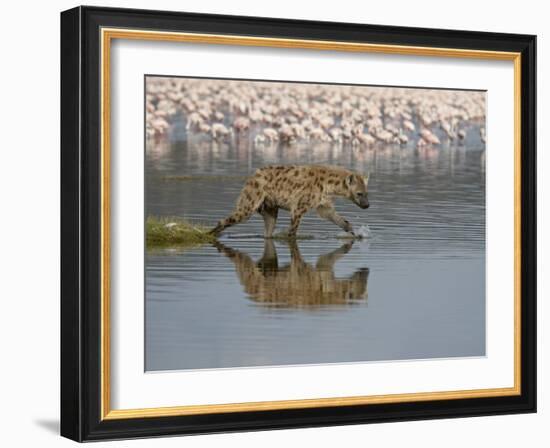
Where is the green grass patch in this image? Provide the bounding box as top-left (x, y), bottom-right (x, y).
top-left (146, 216), bottom-right (216, 248)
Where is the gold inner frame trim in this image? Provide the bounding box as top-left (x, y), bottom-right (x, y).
top-left (100, 27), bottom-right (522, 420)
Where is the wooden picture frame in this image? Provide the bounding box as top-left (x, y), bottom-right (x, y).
top-left (61, 5), bottom-right (536, 441)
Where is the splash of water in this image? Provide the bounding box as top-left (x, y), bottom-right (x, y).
top-left (355, 225), bottom-right (372, 239)
top-left (336, 224), bottom-right (372, 240)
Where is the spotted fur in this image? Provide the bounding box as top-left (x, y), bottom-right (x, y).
top-left (210, 165), bottom-right (370, 238)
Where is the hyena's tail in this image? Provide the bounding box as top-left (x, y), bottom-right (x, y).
top-left (209, 174), bottom-right (266, 235)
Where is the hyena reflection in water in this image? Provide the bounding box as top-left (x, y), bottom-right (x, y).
top-left (214, 239), bottom-right (369, 308)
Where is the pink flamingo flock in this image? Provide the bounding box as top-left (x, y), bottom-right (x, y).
top-left (146, 78), bottom-right (486, 149)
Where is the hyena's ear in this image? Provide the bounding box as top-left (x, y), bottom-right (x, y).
top-left (363, 172), bottom-right (370, 187)
top-left (345, 174), bottom-right (355, 188)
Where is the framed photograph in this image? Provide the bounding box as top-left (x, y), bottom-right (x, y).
top-left (60, 6), bottom-right (536, 442)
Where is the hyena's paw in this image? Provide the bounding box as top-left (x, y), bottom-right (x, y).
top-left (336, 228), bottom-right (364, 240)
top-left (343, 220), bottom-right (354, 234)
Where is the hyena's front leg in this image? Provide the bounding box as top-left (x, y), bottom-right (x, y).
top-left (317, 203), bottom-right (354, 235)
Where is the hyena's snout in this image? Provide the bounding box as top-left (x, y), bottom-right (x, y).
top-left (355, 192), bottom-right (370, 209)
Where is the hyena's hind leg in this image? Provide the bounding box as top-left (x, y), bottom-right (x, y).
top-left (258, 202), bottom-right (278, 238)
top-left (209, 185), bottom-right (265, 235)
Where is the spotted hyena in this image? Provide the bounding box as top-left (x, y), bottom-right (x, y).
top-left (210, 165), bottom-right (370, 238)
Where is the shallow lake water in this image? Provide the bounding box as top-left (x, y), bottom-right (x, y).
top-left (145, 129), bottom-right (486, 371)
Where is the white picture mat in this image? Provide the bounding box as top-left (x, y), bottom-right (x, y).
top-left (110, 37), bottom-right (515, 410)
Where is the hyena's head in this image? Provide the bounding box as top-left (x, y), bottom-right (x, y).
top-left (344, 172), bottom-right (370, 209)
